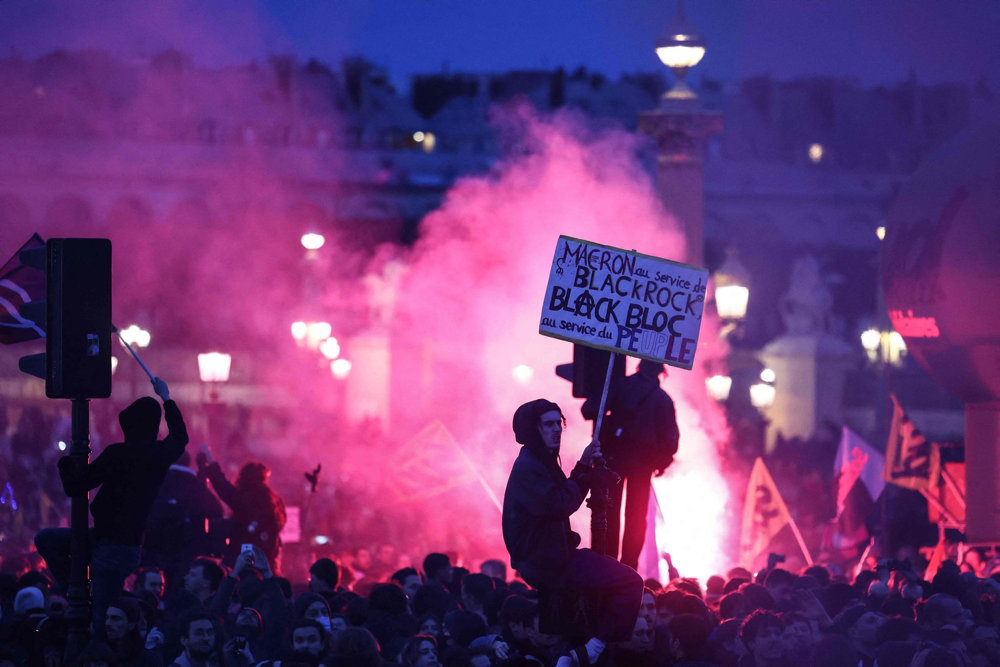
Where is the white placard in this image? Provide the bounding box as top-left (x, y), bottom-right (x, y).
top-left (539, 236), bottom-right (709, 370)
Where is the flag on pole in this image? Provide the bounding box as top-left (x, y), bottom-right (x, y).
top-left (884, 395), bottom-right (941, 490)
top-left (836, 427), bottom-right (885, 535)
top-left (389, 421), bottom-right (485, 504)
top-left (740, 457), bottom-right (794, 567)
top-left (0, 234), bottom-right (46, 344)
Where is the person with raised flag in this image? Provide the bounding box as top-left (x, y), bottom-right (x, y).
top-left (502, 398), bottom-right (642, 666)
top-left (35, 375), bottom-right (188, 633)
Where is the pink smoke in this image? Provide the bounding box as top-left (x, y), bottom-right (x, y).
top-left (392, 103), bottom-right (734, 578)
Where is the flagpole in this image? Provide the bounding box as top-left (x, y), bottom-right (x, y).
top-left (853, 537), bottom-right (875, 580)
top-left (787, 513), bottom-right (814, 566)
top-left (449, 438), bottom-right (503, 514)
top-left (112, 325), bottom-right (155, 382)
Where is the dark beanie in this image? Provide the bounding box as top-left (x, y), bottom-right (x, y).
top-left (119, 396), bottom-right (162, 441)
top-left (512, 399), bottom-right (560, 448)
top-left (294, 592), bottom-right (330, 619)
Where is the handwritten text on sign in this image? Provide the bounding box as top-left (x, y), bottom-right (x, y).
top-left (539, 236), bottom-right (709, 370)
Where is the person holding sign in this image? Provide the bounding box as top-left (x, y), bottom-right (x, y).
top-left (583, 360), bottom-right (679, 570)
top-left (502, 398), bottom-right (643, 665)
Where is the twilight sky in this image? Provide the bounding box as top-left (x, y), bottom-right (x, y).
top-left (2, 0), bottom-right (999, 91)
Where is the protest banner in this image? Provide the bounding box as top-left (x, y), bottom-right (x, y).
top-left (539, 235), bottom-right (709, 370)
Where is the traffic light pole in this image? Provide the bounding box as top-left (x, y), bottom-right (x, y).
top-left (64, 398), bottom-right (91, 661)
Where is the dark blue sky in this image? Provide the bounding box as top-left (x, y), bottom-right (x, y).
top-left (2, 0), bottom-right (998, 91)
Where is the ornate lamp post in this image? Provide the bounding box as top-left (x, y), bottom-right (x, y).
top-left (638, 1), bottom-right (722, 266)
top-left (198, 351), bottom-right (231, 446)
top-left (655, 2), bottom-right (706, 101)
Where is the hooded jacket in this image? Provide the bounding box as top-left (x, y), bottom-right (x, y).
top-left (59, 397), bottom-right (188, 546)
top-left (502, 399), bottom-right (591, 586)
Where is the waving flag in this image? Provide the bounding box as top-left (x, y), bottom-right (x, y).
top-left (740, 457), bottom-right (794, 566)
top-left (836, 427), bottom-right (885, 535)
top-left (0, 234), bottom-right (46, 344)
top-left (884, 395), bottom-right (941, 490)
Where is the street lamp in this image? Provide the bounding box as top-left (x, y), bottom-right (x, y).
top-left (861, 327), bottom-right (907, 366)
top-left (705, 374), bottom-right (732, 402)
top-left (750, 369), bottom-right (776, 410)
top-left (301, 232), bottom-right (325, 251)
top-left (291, 321), bottom-right (332, 349)
top-left (198, 352), bottom-right (232, 384)
top-left (118, 324), bottom-right (150, 349)
top-left (198, 351), bottom-right (231, 401)
top-left (714, 247), bottom-right (750, 322)
top-left (320, 337), bottom-right (341, 360)
top-left (331, 358), bottom-right (352, 380)
top-left (655, 1), bottom-right (706, 100)
top-left (198, 351), bottom-right (231, 445)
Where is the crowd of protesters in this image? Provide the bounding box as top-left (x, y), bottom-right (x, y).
top-left (2, 384), bottom-right (997, 666)
top-left (4, 532), bottom-right (1000, 665)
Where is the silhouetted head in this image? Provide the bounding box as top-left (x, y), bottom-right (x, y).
top-left (236, 461), bottom-right (270, 489)
top-left (638, 359), bottom-right (666, 378)
top-left (119, 397), bottom-right (162, 441)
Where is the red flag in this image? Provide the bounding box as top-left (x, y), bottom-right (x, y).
top-left (740, 457), bottom-right (794, 567)
top-left (0, 234), bottom-right (46, 344)
top-left (884, 395), bottom-right (941, 490)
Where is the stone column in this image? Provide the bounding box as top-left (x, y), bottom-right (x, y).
top-left (637, 100), bottom-right (722, 267)
top-left (759, 334), bottom-right (855, 451)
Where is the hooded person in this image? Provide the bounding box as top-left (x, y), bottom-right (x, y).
top-left (35, 376), bottom-right (188, 633)
top-left (502, 398), bottom-right (643, 666)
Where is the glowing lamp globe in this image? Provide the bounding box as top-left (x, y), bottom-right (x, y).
top-left (331, 358), bottom-right (352, 379)
top-left (301, 233), bottom-right (325, 250)
top-left (198, 352), bottom-right (232, 383)
top-left (119, 324), bottom-right (151, 348)
top-left (655, 2), bottom-right (706, 100)
top-left (749, 382), bottom-right (775, 409)
top-left (320, 337), bottom-right (341, 360)
top-left (713, 248), bottom-right (750, 320)
top-left (705, 375), bottom-right (732, 402)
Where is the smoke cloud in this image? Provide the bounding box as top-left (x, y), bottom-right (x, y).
top-left (0, 27), bottom-right (734, 577)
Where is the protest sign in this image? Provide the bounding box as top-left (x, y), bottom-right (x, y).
top-left (539, 236), bottom-right (708, 370)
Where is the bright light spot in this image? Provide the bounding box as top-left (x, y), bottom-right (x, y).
top-left (422, 132), bottom-right (436, 153)
top-left (331, 358), bottom-right (352, 379)
top-left (198, 352), bottom-right (232, 383)
top-left (306, 322), bottom-right (332, 349)
top-left (301, 232), bottom-right (325, 250)
top-left (512, 364), bottom-right (534, 384)
top-left (705, 375), bottom-right (732, 402)
top-left (760, 368), bottom-right (776, 384)
top-left (119, 324), bottom-right (150, 348)
top-left (320, 337), bottom-right (341, 360)
top-left (57, 441), bottom-right (67, 451)
top-left (808, 143), bottom-right (824, 163)
top-left (291, 321), bottom-right (307, 342)
top-left (656, 44), bottom-right (705, 69)
top-left (750, 383), bottom-right (776, 409)
top-left (860, 328), bottom-right (881, 353)
top-left (413, 131), bottom-right (425, 142)
top-left (110, 356), bottom-right (118, 375)
top-left (652, 460), bottom-right (728, 582)
top-left (314, 535), bottom-right (330, 545)
top-left (715, 285), bottom-right (749, 320)
top-left (876, 226), bottom-right (886, 241)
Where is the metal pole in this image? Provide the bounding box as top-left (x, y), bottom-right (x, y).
top-left (587, 352), bottom-right (621, 557)
top-left (64, 397), bottom-right (91, 662)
